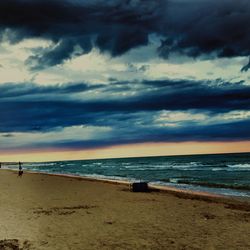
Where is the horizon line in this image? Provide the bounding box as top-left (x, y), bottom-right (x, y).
top-left (1, 151), bottom-right (250, 164)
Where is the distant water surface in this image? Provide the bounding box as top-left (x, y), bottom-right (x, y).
top-left (3, 153), bottom-right (250, 197)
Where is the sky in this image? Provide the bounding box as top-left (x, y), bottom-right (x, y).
top-left (0, 0), bottom-right (250, 161)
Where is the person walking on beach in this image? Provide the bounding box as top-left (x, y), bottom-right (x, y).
top-left (18, 161), bottom-right (23, 177)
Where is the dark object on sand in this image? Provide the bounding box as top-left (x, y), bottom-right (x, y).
top-left (18, 170), bottom-right (23, 177)
top-left (130, 182), bottom-right (149, 192)
top-left (0, 239), bottom-right (19, 250)
top-left (18, 161), bottom-right (23, 177)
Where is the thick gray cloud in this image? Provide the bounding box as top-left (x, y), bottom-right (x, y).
top-left (6, 118), bottom-right (250, 151)
top-left (0, 0), bottom-right (249, 69)
top-left (1, 79), bottom-right (250, 150)
top-left (1, 0), bottom-right (250, 151)
top-left (241, 58), bottom-right (250, 72)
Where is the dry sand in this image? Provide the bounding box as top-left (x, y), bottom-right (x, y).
top-left (0, 169), bottom-right (249, 250)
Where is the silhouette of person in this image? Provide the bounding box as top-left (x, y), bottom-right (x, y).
top-left (18, 161), bottom-right (23, 177)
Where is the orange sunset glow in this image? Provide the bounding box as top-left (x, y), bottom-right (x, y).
top-left (0, 141), bottom-right (249, 162)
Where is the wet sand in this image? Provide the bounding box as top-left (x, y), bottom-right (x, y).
top-left (0, 169), bottom-right (249, 249)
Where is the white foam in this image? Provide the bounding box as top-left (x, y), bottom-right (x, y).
top-left (169, 178), bottom-right (179, 183)
top-left (227, 164), bottom-right (250, 169)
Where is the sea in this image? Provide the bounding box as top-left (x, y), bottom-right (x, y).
top-left (3, 152), bottom-right (250, 198)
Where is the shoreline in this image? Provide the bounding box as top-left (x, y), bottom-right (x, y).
top-left (2, 168), bottom-right (250, 205)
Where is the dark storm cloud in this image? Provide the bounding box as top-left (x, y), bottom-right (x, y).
top-left (241, 58), bottom-right (250, 72)
top-left (0, 80), bottom-right (250, 145)
top-left (4, 119), bottom-right (250, 151)
top-left (26, 36), bottom-right (93, 70)
top-left (0, 82), bottom-right (102, 98)
top-left (158, 0), bottom-right (250, 60)
top-left (2, 79), bottom-right (250, 113)
top-left (0, 0), bottom-right (249, 69)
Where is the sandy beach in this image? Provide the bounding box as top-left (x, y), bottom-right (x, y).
top-left (0, 170), bottom-right (249, 250)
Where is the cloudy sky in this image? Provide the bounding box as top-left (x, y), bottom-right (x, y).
top-left (0, 0), bottom-right (250, 161)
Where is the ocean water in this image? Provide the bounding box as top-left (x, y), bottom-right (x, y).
top-left (3, 153), bottom-right (250, 197)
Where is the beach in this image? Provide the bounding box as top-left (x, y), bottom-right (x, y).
top-left (0, 170), bottom-right (250, 250)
